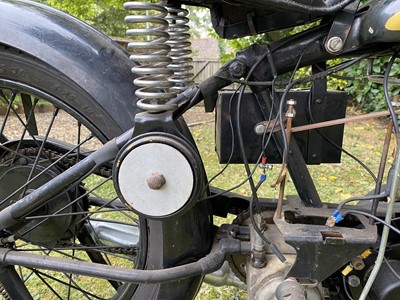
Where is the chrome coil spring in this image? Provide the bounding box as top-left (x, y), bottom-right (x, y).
top-left (0, 284), bottom-right (10, 300)
top-left (166, 5), bottom-right (194, 93)
top-left (124, 0), bottom-right (177, 112)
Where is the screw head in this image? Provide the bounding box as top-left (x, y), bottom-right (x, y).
top-left (146, 172), bottom-right (166, 190)
top-left (326, 36), bottom-right (344, 53)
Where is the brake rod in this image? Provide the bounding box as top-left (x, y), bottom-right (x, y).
top-left (258, 109), bottom-right (400, 134)
top-left (292, 109), bottom-right (400, 133)
top-left (0, 239), bottom-right (248, 284)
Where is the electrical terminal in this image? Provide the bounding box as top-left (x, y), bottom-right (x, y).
top-left (326, 209), bottom-right (344, 227)
top-left (341, 249), bottom-right (372, 276)
top-left (259, 156), bottom-right (273, 171)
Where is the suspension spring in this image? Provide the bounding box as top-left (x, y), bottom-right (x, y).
top-left (166, 5), bottom-right (194, 93)
top-left (124, 0), bottom-right (176, 113)
top-left (0, 284), bottom-right (10, 300)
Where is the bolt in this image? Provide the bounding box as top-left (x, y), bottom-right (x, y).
top-left (254, 124), bottom-right (266, 135)
top-left (348, 275), bottom-right (361, 287)
top-left (316, 99), bottom-right (322, 104)
top-left (229, 60), bottom-right (246, 78)
top-left (287, 99), bottom-right (297, 106)
top-left (146, 172), bottom-right (166, 190)
top-left (351, 256), bottom-right (365, 271)
top-left (326, 36), bottom-right (344, 53)
top-left (312, 154), bottom-right (318, 159)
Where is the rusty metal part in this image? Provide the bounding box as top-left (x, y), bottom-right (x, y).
top-left (146, 172), bottom-right (166, 190)
top-left (370, 119), bottom-right (394, 224)
top-left (255, 109), bottom-right (400, 135)
top-left (274, 101), bottom-right (295, 218)
top-left (291, 109), bottom-right (400, 133)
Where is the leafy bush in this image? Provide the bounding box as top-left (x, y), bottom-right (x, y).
top-left (344, 57), bottom-right (400, 112)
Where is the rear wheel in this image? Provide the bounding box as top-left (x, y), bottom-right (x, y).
top-left (0, 46), bottom-right (147, 299)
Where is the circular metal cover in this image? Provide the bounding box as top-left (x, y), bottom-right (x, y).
top-left (117, 141), bottom-right (194, 217)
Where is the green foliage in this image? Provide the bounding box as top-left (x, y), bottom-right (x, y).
top-left (34, 0), bottom-right (129, 36)
top-left (344, 57), bottom-right (400, 112)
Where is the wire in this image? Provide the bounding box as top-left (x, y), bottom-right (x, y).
top-left (337, 193), bottom-right (387, 211)
top-left (277, 51), bottom-right (380, 167)
top-left (342, 275), bottom-right (354, 300)
top-left (340, 210), bottom-right (400, 236)
top-left (232, 40), bottom-right (288, 261)
top-left (382, 255), bottom-right (400, 281)
top-left (278, 39), bottom-right (316, 165)
top-left (203, 86), bottom-right (241, 191)
top-left (384, 53), bottom-right (400, 138)
top-left (213, 76), bottom-right (286, 87)
top-left (358, 53), bottom-right (400, 299)
top-left (307, 92), bottom-right (378, 183)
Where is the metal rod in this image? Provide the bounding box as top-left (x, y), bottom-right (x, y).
top-left (291, 109), bottom-right (400, 133)
top-left (0, 239), bottom-right (246, 284)
top-left (275, 101), bottom-right (295, 218)
top-left (370, 119), bottom-right (394, 224)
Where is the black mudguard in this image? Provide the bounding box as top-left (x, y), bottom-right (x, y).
top-left (0, 0), bottom-right (137, 136)
top-left (0, 1), bottom-right (213, 299)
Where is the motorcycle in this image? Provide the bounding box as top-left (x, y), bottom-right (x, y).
top-left (0, 0), bottom-right (399, 298)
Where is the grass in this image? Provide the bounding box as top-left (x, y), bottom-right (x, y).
top-left (191, 107), bottom-right (395, 299)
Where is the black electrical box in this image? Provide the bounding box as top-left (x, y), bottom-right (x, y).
top-left (215, 90), bottom-right (347, 164)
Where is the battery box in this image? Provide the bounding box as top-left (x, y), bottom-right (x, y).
top-left (215, 90), bottom-right (347, 164)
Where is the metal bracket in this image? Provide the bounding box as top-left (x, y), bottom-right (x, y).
top-left (325, 0), bottom-right (361, 54)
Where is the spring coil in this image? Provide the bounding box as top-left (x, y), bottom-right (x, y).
top-left (0, 284), bottom-right (10, 300)
top-left (166, 6), bottom-right (194, 93)
top-left (124, 0), bottom-right (177, 112)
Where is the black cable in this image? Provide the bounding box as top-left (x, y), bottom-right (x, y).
top-left (337, 193), bottom-right (387, 211)
top-left (213, 75), bottom-right (276, 86)
top-left (278, 39), bottom-right (315, 165)
top-left (342, 275), bottom-right (354, 300)
top-left (199, 104), bottom-right (283, 203)
top-left (236, 85), bottom-right (286, 261)
top-left (307, 92), bottom-right (378, 183)
top-left (277, 51), bottom-right (380, 167)
top-left (341, 210), bottom-right (400, 236)
top-left (203, 86), bottom-right (241, 191)
top-left (383, 53), bottom-right (400, 138)
top-left (233, 41), bottom-right (287, 261)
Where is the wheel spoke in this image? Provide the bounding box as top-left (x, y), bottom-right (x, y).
top-left (21, 94), bottom-right (39, 136)
top-left (0, 90), bottom-right (14, 141)
top-left (29, 269), bottom-right (103, 300)
top-left (21, 107), bottom-right (59, 197)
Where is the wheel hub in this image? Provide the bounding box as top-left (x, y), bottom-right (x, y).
top-left (0, 148), bottom-right (82, 245)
